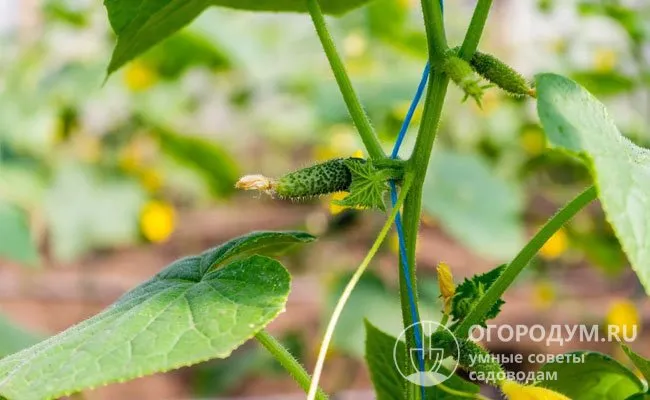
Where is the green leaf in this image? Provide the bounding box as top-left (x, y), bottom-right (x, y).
top-left (0, 201), bottom-right (39, 266)
top-left (0, 231), bottom-right (313, 400)
top-left (539, 351), bottom-right (644, 400)
top-left (365, 320), bottom-right (405, 399)
top-left (334, 159), bottom-right (390, 211)
top-left (536, 73), bottom-right (650, 294)
top-left (153, 128), bottom-right (239, 198)
top-left (105, 0), bottom-right (375, 75)
top-left (423, 150), bottom-right (525, 260)
top-left (142, 29), bottom-right (231, 79)
top-left (450, 265), bottom-right (505, 328)
top-left (571, 71), bottom-right (636, 96)
top-left (0, 316), bottom-right (41, 358)
top-left (365, 321), bottom-right (479, 400)
top-left (622, 345), bottom-right (650, 384)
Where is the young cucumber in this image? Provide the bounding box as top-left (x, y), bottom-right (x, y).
top-left (275, 157), bottom-right (364, 198)
top-left (236, 157), bottom-right (366, 198)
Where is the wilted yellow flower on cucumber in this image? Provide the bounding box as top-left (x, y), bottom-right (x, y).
top-left (437, 262), bottom-right (455, 314)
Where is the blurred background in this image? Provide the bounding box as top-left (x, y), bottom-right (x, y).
top-left (0, 0), bottom-right (649, 398)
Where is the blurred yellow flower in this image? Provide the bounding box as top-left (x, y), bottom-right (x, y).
top-left (532, 280), bottom-right (556, 310)
top-left (326, 150), bottom-right (366, 214)
top-left (521, 127), bottom-right (546, 156)
top-left (393, 101), bottom-right (423, 125)
top-left (606, 299), bottom-right (640, 338)
top-left (139, 168), bottom-right (164, 193)
top-left (313, 126), bottom-right (358, 161)
top-left (140, 201), bottom-right (176, 243)
top-left (437, 262), bottom-right (455, 313)
top-left (329, 192), bottom-right (350, 215)
top-left (351, 149), bottom-right (364, 159)
top-left (502, 380), bottom-right (570, 400)
top-left (343, 32), bottom-right (367, 58)
top-left (594, 48), bottom-right (617, 73)
top-left (313, 145), bottom-right (338, 162)
top-left (539, 228), bottom-right (569, 260)
top-left (123, 60), bottom-right (158, 91)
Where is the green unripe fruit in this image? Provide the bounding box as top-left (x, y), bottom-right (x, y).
top-left (458, 338), bottom-right (504, 379)
top-left (432, 330), bottom-right (504, 385)
top-left (441, 54), bottom-right (489, 106)
top-left (275, 157), bottom-right (364, 198)
top-left (469, 51), bottom-right (534, 98)
top-left (449, 46), bottom-right (534, 98)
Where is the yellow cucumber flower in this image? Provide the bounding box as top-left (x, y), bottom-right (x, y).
top-left (437, 262), bottom-right (455, 313)
top-left (502, 380), bottom-right (571, 400)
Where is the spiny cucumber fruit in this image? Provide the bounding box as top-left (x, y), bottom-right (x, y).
top-left (451, 47), bottom-right (535, 98)
top-left (432, 330), bottom-right (504, 385)
top-left (470, 51), bottom-right (535, 97)
top-left (236, 157), bottom-right (365, 199)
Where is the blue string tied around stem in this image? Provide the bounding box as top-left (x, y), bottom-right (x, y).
top-left (387, 2), bottom-right (442, 397)
top-left (389, 0), bottom-right (443, 391)
top-left (389, 62), bottom-right (429, 397)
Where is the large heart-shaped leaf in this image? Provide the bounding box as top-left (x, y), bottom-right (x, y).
top-left (538, 351), bottom-right (644, 400)
top-left (536, 73), bottom-right (650, 294)
top-left (105, 0), bottom-right (374, 75)
top-left (365, 321), bottom-right (479, 399)
top-left (0, 231), bottom-right (313, 400)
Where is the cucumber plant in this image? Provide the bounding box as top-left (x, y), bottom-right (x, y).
top-left (1, 1), bottom-right (650, 399)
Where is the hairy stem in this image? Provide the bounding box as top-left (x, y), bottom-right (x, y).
top-left (307, 174), bottom-right (414, 400)
top-left (454, 186), bottom-right (597, 338)
top-left (255, 330), bottom-right (328, 400)
top-left (421, 0), bottom-right (447, 62)
top-left (459, 0), bottom-right (493, 61)
top-left (306, 0), bottom-right (385, 160)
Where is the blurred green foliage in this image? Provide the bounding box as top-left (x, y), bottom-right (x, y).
top-left (1, 0), bottom-right (649, 396)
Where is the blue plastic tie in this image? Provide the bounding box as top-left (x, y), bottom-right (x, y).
top-left (388, 2), bottom-right (442, 397)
